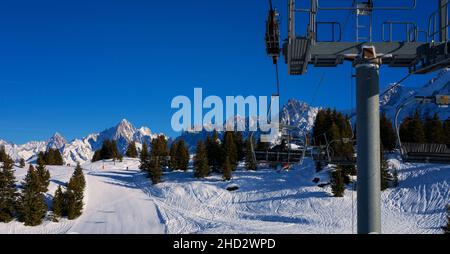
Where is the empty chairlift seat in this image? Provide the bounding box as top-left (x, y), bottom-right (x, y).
top-left (401, 143), bottom-right (450, 163)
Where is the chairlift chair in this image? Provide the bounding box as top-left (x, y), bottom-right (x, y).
top-left (251, 125), bottom-right (307, 168)
top-left (395, 96), bottom-right (450, 164)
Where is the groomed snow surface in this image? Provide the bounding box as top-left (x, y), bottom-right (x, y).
top-left (0, 157), bottom-right (448, 234)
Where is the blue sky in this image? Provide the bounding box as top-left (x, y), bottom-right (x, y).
top-left (0, 0), bottom-right (440, 143)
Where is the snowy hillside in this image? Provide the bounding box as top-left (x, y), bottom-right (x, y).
top-left (0, 158), bottom-right (448, 234)
top-left (381, 69), bottom-right (450, 121)
top-left (0, 119), bottom-right (164, 165)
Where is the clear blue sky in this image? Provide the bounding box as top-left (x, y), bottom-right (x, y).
top-left (0, 0), bottom-right (440, 143)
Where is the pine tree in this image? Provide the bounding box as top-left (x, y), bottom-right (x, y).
top-left (206, 131), bottom-right (222, 171)
top-left (92, 150), bottom-right (101, 162)
top-left (51, 186), bottom-right (64, 221)
top-left (66, 164), bottom-right (86, 220)
top-left (53, 149), bottom-right (64, 165)
top-left (444, 120), bottom-right (450, 144)
top-left (331, 167), bottom-right (345, 197)
top-left (19, 158), bottom-right (26, 168)
top-left (139, 143), bottom-right (150, 171)
top-left (194, 141), bottom-right (210, 178)
top-left (408, 111), bottom-right (426, 143)
top-left (0, 155), bottom-right (18, 222)
top-left (233, 132), bottom-right (245, 162)
top-left (222, 156), bottom-right (232, 181)
top-left (380, 152), bottom-right (391, 191)
top-left (0, 146), bottom-right (7, 163)
top-left (169, 141), bottom-right (179, 170)
top-left (149, 157), bottom-right (162, 184)
top-left (18, 165), bottom-right (47, 226)
top-left (244, 138), bottom-right (257, 171)
top-left (175, 140), bottom-right (189, 171)
top-left (380, 112), bottom-right (397, 151)
top-left (424, 113), bottom-right (445, 144)
top-left (36, 159), bottom-right (51, 193)
top-left (125, 142), bottom-right (138, 158)
top-left (222, 132), bottom-right (238, 171)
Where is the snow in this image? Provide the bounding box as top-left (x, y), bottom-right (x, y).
top-left (0, 119), bottom-right (162, 165)
top-left (1, 157), bottom-right (448, 234)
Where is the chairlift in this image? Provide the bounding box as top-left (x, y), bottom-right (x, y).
top-left (251, 125), bottom-right (307, 169)
top-left (395, 96), bottom-right (450, 164)
top-left (313, 138), bottom-right (357, 166)
top-left (265, 0), bottom-right (281, 64)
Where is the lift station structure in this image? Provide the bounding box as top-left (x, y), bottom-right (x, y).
top-left (266, 0), bottom-right (450, 234)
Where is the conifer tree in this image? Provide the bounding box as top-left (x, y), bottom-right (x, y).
top-left (36, 159), bottom-right (50, 193)
top-left (331, 167), bottom-right (345, 197)
top-left (147, 137), bottom-right (166, 184)
top-left (149, 157), bottom-right (162, 184)
top-left (380, 152), bottom-right (391, 191)
top-left (424, 113), bottom-right (445, 144)
top-left (0, 146), bottom-right (7, 163)
top-left (331, 170), bottom-right (345, 197)
top-left (222, 156), bottom-right (232, 181)
top-left (380, 112), bottom-right (397, 151)
top-left (18, 165), bottom-right (47, 226)
top-left (175, 140), bottom-right (189, 171)
top-left (408, 111), bottom-right (426, 143)
top-left (53, 149), bottom-right (64, 165)
top-left (194, 141), bottom-right (209, 178)
top-left (169, 141), bottom-right (179, 170)
top-left (125, 142), bottom-right (138, 158)
top-left (444, 120), bottom-right (450, 144)
top-left (19, 158), bottom-right (26, 168)
top-left (51, 186), bottom-right (64, 221)
top-left (206, 131), bottom-right (222, 171)
top-left (66, 164), bottom-right (86, 220)
top-left (233, 132), bottom-right (245, 162)
top-left (244, 138), bottom-right (257, 171)
top-left (222, 132), bottom-right (238, 171)
top-left (139, 143), bottom-right (151, 172)
top-left (92, 150), bottom-right (101, 162)
top-left (0, 155), bottom-right (18, 222)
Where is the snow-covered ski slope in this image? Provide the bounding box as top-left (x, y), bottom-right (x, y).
top-left (0, 158), bottom-right (448, 234)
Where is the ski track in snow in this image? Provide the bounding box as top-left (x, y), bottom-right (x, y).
top-left (0, 158), bottom-right (448, 234)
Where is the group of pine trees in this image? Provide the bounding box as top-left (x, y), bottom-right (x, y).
top-left (0, 153), bottom-right (50, 225)
top-left (140, 136), bottom-right (168, 185)
top-left (194, 131), bottom-right (249, 181)
top-left (92, 140), bottom-right (123, 162)
top-left (400, 111), bottom-right (450, 144)
top-left (169, 140), bottom-right (190, 171)
top-left (52, 164), bottom-right (86, 221)
top-left (313, 109), bottom-right (401, 197)
top-left (37, 149), bottom-right (64, 166)
top-left (0, 150), bottom-right (85, 225)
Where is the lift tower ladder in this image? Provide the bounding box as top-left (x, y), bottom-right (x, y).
top-left (274, 0), bottom-right (450, 234)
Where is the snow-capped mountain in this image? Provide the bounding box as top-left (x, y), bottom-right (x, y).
top-left (0, 119), bottom-right (164, 165)
top-left (176, 99), bottom-right (320, 151)
top-left (281, 99), bottom-right (321, 135)
top-left (381, 68), bottom-right (450, 122)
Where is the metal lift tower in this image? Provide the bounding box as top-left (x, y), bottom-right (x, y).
top-left (270, 0), bottom-right (450, 234)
